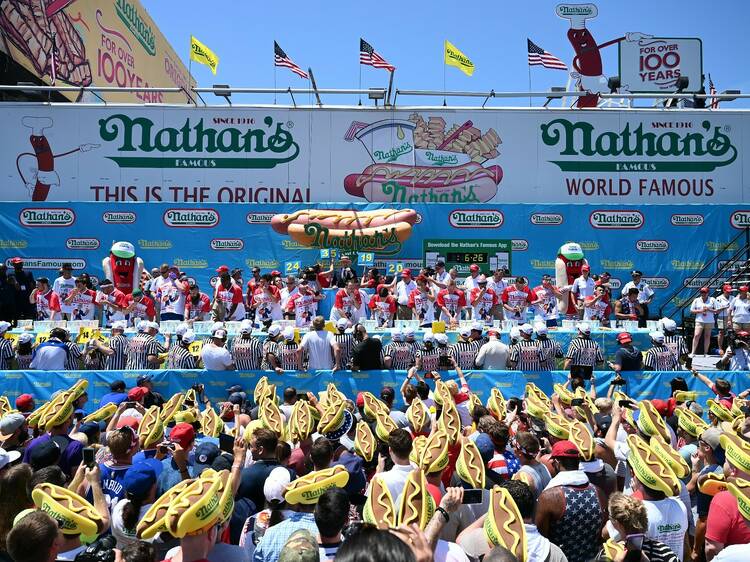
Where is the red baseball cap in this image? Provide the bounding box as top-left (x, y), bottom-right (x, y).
top-left (740, 286), bottom-right (749, 292)
top-left (170, 422), bottom-right (196, 449)
top-left (15, 394), bottom-right (34, 412)
top-left (551, 440), bottom-right (580, 459)
top-left (581, 265), bottom-right (590, 271)
top-left (216, 265), bottom-right (229, 274)
top-left (356, 392), bottom-right (365, 408)
top-left (470, 264), bottom-right (480, 272)
top-left (616, 332), bottom-right (632, 344)
top-left (116, 416), bottom-right (140, 430)
top-left (9, 257), bottom-right (23, 265)
top-left (650, 399), bottom-right (674, 418)
top-left (271, 270), bottom-right (281, 277)
top-left (127, 386), bottom-right (148, 401)
top-left (699, 287), bottom-right (709, 293)
top-left (401, 269), bottom-right (412, 277)
top-left (723, 284), bottom-right (733, 291)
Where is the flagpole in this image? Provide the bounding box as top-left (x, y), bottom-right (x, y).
top-left (188, 36), bottom-right (193, 93)
top-left (443, 62), bottom-right (447, 107)
top-left (358, 49), bottom-right (362, 106)
top-left (274, 65), bottom-right (277, 105)
top-left (528, 65), bottom-right (531, 107)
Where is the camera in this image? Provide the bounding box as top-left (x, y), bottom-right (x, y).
top-left (75, 535), bottom-right (116, 562)
top-left (438, 354), bottom-right (452, 369)
top-left (611, 375), bottom-right (626, 386)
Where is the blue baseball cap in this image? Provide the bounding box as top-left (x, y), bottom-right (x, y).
top-left (474, 433), bottom-right (495, 465)
top-left (122, 459), bottom-right (161, 497)
top-left (194, 442), bottom-right (221, 475)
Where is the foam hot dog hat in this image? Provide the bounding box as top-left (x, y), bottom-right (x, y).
top-left (32, 483), bottom-right (105, 537)
top-left (374, 409), bottom-right (399, 442)
top-left (354, 419), bottom-right (377, 462)
top-left (636, 401), bottom-right (671, 443)
top-left (137, 478), bottom-right (195, 539)
top-left (363, 476), bottom-right (397, 529)
top-left (317, 400), bottom-right (346, 436)
top-left (525, 383), bottom-right (551, 408)
top-left (407, 398), bottom-right (430, 435)
top-left (410, 435), bottom-right (427, 465)
top-left (553, 383), bottom-right (575, 406)
top-left (568, 420), bottom-right (595, 461)
top-left (323, 383), bottom-right (346, 409)
top-left (39, 392), bottom-right (78, 431)
top-left (674, 391), bottom-right (698, 404)
top-left (602, 540), bottom-right (625, 560)
top-left (545, 412), bottom-right (571, 440)
top-left (483, 485), bottom-right (527, 562)
top-left (26, 400), bottom-right (52, 429)
top-left (468, 393), bottom-right (483, 416)
top-left (456, 438), bottom-right (486, 488)
top-left (525, 393), bottom-right (550, 420)
top-left (361, 392), bottom-right (387, 420)
top-left (284, 465), bottom-right (349, 505)
top-left (438, 401), bottom-right (461, 445)
top-left (727, 477), bottom-right (750, 521)
top-left (0, 395), bottom-right (11, 416)
top-left (138, 406), bottom-right (165, 449)
top-left (730, 398), bottom-right (746, 419)
top-left (698, 473), bottom-right (728, 497)
top-left (259, 397), bottom-right (284, 436)
top-left (676, 408), bottom-right (708, 438)
top-left (397, 468), bottom-right (434, 529)
top-left (161, 392), bottom-right (186, 423)
top-left (418, 429), bottom-right (450, 474)
top-left (433, 380), bottom-right (452, 407)
top-left (721, 417), bottom-right (745, 435)
top-left (626, 434), bottom-right (680, 496)
top-left (289, 400), bottom-right (314, 443)
top-left (253, 376), bottom-right (270, 403)
top-left (649, 436), bottom-right (690, 479)
top-left (82, 402), bottom-right (118, 424)
top-left (164, 473), bottom-right (224, 537)
top-left (201, 407), bottom-right (224, 438)
top-left (486, 388), bottom-right (506, 420)
top-left (720, 431), bottom-right (750, 474)
top-left (708, 399), bottom-right (735, 422)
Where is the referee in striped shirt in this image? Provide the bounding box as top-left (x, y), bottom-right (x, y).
top-left (507, 324), bottom-right (548, 370)
top-left (534, 322), bottom-right (563, 371)
top-left (564, 323), bottom-right (604, 379)
top-left (91, 320), bottom-right (129, 370)
top-left (643, 331), bottom-right (679, 371)
top-left (450, 327), bottom-right (479, 370)
top-left (382, 329), bottom-right (414, 370)
top-left (167, 330), bottom-right (198, 369)
top-left (231, 320), bottom-right (263, 370)
top-left (659, 317), bottom-right (689, 369)
top-left (333, 318), bottom-right (355, 369)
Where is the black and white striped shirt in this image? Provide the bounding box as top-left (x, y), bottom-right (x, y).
top-left (508, 339), bottom-right (548, 370)
top-left (276, 341), bottom-right (302, 370)
top-left (126, 334), bottom-right (166, 370)
top-left (382, 341), bottom-right (415, 370)
top-left (168, 344), bottom-right (197, 369)
top-left (449, 340), bottom-right (479, 370)
top-left (416, 346), bottom-right (441, 372)
top-left (65, 342), bottom-right (83, 370)
top-left (644, 344), bottom-right (679, 371)
top-left (664, 334), bottom-right (688, 365)
top-left (537, 337), bottom-right (563, 371)
top-left (105, 334), bottom-right (129, 370)
top-left (334, 333), bottom-right (355, 368)
top-left (0, 339), bottom-right (13, 369)
top-left (565, 337), bottom-right (604, 367)
top-left (261, 339), bottom-right (278, 370)
top-left (231, 335), bottom-right (263, 370)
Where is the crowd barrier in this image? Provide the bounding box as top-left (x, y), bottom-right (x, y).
top-left (1, 370), bottom-right (747, 412)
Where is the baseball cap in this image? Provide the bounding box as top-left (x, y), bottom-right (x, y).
top-left (581, 265), bottom-right (590, 271)
top-left (474, 433), bottom-right (495, 465)
top-left (194, 442), bottom-right (221, 475)
top-left (175, 323), bottom-right (189, 337)
top-left (0, 413), bottom-right (25, 436)
top-left (136, 374), bottom-right (153, 387)
top-left (551, 440), bottom-right (580, 459)
top-left (534, 322), bottom-right (548, 335)
top-left (519, 323), bottom-right (534, 335)
top-left (169, 423), bottom-right (196, 449)
top-left (401, 268), bottom-right (412, 277)
top-left (470, 264), bottom-right (480, 272)
top-left (435, 260), bottom-right (446, 267)
top-left (471, 321), bottom-right (484, 332)
top-left (723, 284), bottom-right (733, 291)
top-left (404, 326), bottom-right (415, 338)
top-left (649, 331), bottom-right (665, 343)
top-left (268, 325), bottom-right (281, 337)
top-left (423, 331), bottom-right (434, 343)
top-left (240, 319), bottom-right (253, 334)
top-left (264, 466), bottom-right (292, 503)
top-left (18, 333), bottom-right (33, 344)
top-left (0, 448), bottom-right (21, 470)
top-left (9, 257), bottom-right (23, 265)
top-left (336, 318), bottom-right (348, 329)
top-left (282, 327), bottom-right (295, 341)
top-left (182, 330), bottom-right (196, 344)
top-left (116, 417), bottom-right (140, 430)
top-left (616, 332), bottom-right (633, 344)
top-left (0, 321), bottom-right (9, 333)
top-left (631, 270), bottom-right (643, 276)
top-left (136, 320), bottom-right (147, 333)
top-left (112, 320), bottom-right (127, 331)
top-left (146, 321), bottom-right (159, 332)
top-left (29, 439), bottom-right (61, 470)
top-left (740, 286), bottom-right (749, 292)
top-left (122, 461), bottom-right (160, 497)
top-left (216, 265), bottom-right (229, 274)
top-left (355, 392), bottom-right (365, 408)
top-left (700, 287), bottom-right (709, 294)
top-left (15, 394), bottom-right (34, 411)
top-left (213, 329), bottom-right (228, 340)
top-left (78, 422), bottom-right (101, 443)
top-left (228, 392), bottom-right (246, 405)
top-left (659, 317), bottom-right (677, 332)
top-left (226, 384), bottom-right (243, 394)
top-left (210, 322), bottom-right (225, 334)
top-left (278, 529), bottom-right (319, 562)
top-left (459, 326), bottom-right (471, 338)
top-left (435, 333), bottom-right (449, 345)
top-left (128, 387), bottom-right (148, 401)
top-left (477, 275), bottom-right (487, 285)
top-left (391, 328), bottom-right (403, 342)
top-left (132, 288), bottom-right (143, 297)
top-left (701, 427), bottom-right (723, 451)
top-left (578, 322), bottom-right (591, 334)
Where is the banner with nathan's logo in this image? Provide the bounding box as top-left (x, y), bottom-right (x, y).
top-left (0, 104), bottom-right (746, 203)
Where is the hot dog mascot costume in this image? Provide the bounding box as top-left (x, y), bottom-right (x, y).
top-left (102, 241), bottom-right (144, 295)
top-left (555, 242), bottom-right (588, 317)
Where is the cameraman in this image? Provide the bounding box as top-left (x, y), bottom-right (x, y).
top-left (609, 332), bottom-right (642, 374)
top-left (719, 330), bottom-right (750, 370)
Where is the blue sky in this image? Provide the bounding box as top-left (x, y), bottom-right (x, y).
top-left (143, 0), bottom-right (749, 107)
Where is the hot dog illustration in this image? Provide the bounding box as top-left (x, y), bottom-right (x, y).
top-left (102, 241), bottom-right (144, 295)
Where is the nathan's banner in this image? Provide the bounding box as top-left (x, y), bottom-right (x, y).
top-left (0, 104), bottom-right (746, 203)
top-left (0, 1), bottom-right (191, 103)
top-left (619, 37), bottom-right (703, 93)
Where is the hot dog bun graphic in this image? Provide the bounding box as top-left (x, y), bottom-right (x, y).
top-left (344, 162), bottom-right (502, 203)
top-left (484, 485), bottom-right (527, 562)
top-left (363, 476), bottom-right (397, 529)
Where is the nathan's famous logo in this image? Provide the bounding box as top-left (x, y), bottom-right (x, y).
top-left (174, 258), bottom-right (208, 269)
top-left (19, 208), bottom-right (75, 226)
top-left (138, 240), bottom-right (172, 249)
top-left (512, 239), bottom-right (528, 251)
top-left (531, 259), bottom-right (556, 269)
top-left (163, 208), bottom-right (219, 227)
top-left (540, 119), bottom-right (737, 172)
top-left (671, 214), bottom-right (703, 226)
top-left (707, 241), bottom-right (738, 252)
top-left (730, 211), bottom-right (750, 229)
top-left (246, 213), bottom-right (274, 224)
top-left (98, 114), bottom-right (299, 169)
top-left (343, 116), bottom-right (503, 204)
top-left (530, 213), bottom-right (563, 225)
top-left (671, 260), bottom-right (705, 270)
top-left (103, 211), bottom-right (136, 224)
top-left (0, 240), bottom-right (27, 249)
top-left (589, 210), bottom-right (644, 229)
top-left (636, 240), bottom-right (669, 252)
top-left (66, 238), bottom-right (100, 250)
top-left (271, 209), bottom-right (418, 256)
top-left (449, 209), bottom-right (503, 228)
top-left (684, 278), bottom-right (722, 289)
top-left (211, 238), bottom-right (244, 251)
top-left (600, 259), bottom-right (634, 270)
top-left (115, 0), bottom-right (155, 55)
top-left (8, 258), bottom-right (86, 270)
top-left (643, 277), bottom-right (669, 289)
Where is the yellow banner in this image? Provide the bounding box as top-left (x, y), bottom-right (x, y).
top-left (190, 36), bottom-right (219, 75)
top-left (188, 340), bottom-right (204, 356)
top-left (0, 0), bottom-right (192, 103)
top-left (444, 40), bottom-right (475, 76)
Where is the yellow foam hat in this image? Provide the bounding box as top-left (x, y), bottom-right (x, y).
top-left (407, 398), bottom-right (430, 435)
top-left (0, 396), bottom-right (11, 416)
top-left (602, 540), bottom-right (625, 560)
top-left (720, 431), bottom-right (750, 474)
top-left (674, 391), bottom-right (698, 403)
top-left (708, 399), bottom-right (735, 422)
top-left (289, 400), bottom-right (314, 443)
top-left (318, 400), bottom-right (346, 435)
top-left (419, 430), bottom-right (450, 474)
top-left (354, 421), bottom-right (377, 462)
top-left (174, 409), bottom-right (198, 424)
top-left (525, 383), bottom-right (551, 408)
top-left (486, 388), bottom-right (506, 420)
top-left (553, 383), bottom-right (574, 405)
top-left (26, 400), bottom-right (51, 429)
top-left (545, 412), bottom-right (571, 440)
top-left (727, 477), bottom-right (750, 521)
top-left (165, 474), bottom-right (223, 537)
top-left (433, 380), bottom-right (451, 407)
top-left (626, 434), bottom-right (680, 496)
top-left (484, 486), bottom-right (527, 562)
top-left (284, 465), bottom-right (349, 505)
top-left (721, 417), bottom-right (745, 436)
top-left (253, 376), bottom-right (270, 404)
top-left (410, 435), bottom-right (427, 466)
top-left (525, 393), bottom-right (549, 420)
top-left (649, 436), bottom-right (690, 479)
top-left (374, 410), bottom-right (399, 442)
top-left (138, 406), bottom-right (165, 449)
top-left (568, 420), bottom-right (595, 461)
top-left (32, 483), bottom-right (105, 537)
top-left (637, 401), bottom-right (670, 443)
top-left (362, 392), bottom-right (387, 420)
top-left (363, 476), bottom-right (397, 529)
top-left (730, 399), bottom-right (746, 419)
top-left (468, 393), bottom-right (483, 416)
top-left (161, 393), bottom-right (186, 423)
top-left (397, 469), bottom-right (434, 530)
top-left (438, 401), bottom-right (461, 445)
top-left (456, 438), bottom-right (486, 488)
top-left (201, 407), bottom-right (224, 438)
top-left (676, 408), bottom-right (708, 438)
top-left (698, 473), bottom-right (728, 497)
top-left (82, 402), bottom-right (118, 424)
top-left (137, 479), bottom-right (196, 539)
top-left (40, 394), bottom-right (76, 431)
top-left (259, 397), bottom-right (284, 436)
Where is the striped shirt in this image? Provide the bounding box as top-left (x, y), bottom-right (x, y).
top-left (334, 333), bottom-right (355, 368)
top-left (664, 334), bottom-right (688, 364)
top-left (276, 342), bottom-right (302, 370)
top-left (105, 334), bottom-right (129, 370)
top-left (126, 334), bottom-right (166, 370)
top-left (167, 344), bottom-right (197, 369)
top-left (508, 339), bottom-right (548, 371)
top-left (231, 335), bottom-right (264, 370)
top-left (260, 339), bottom-right (279, 370)
top-left (65, 342), bottom-right (83, 370)
top-left (16, 354), bottom-right (33, 369)
top-left (537, 337), bottom-right (563, 371)
top-left (382, 341), bottom-right (415, 370)
top-left (566, 336), bottom-right (604, 367)
top-left (644, 344), bottom-right (679, 371)
top-left (0, 339), bottom-right (13, 369)
top-left (449, 340), bottom-right (479, 370)
top-left (416, 346), bottom-right (441, 372)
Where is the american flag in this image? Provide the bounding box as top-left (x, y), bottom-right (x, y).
top-left (527, 39), bottom-right (567, 70)
top-left (360, 38), bottom-right (395, 72)
top-left (274, 42), bottom-right (308, 79)
top-left (709, 74), bottom-right (719, 109)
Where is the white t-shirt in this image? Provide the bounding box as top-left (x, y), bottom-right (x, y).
top-left (691, 296), bottom-right (718, 323)
top-left (622, 280), bottom-right (655, 304)
top-left (474, 340), bottom-right (509, 369)
top-left (300, 330), bottom-right (335, 370)
top-left (643, 497), bottom-right (688, 561)
top-left (53, 276), bottom-right (76, 314)
top-left (280, 286), bottom-right (299, 310)
top-left (369, 464), bottom-right (414, 506)
top-left (487, 277), bottom-right (507, 295)
top-left (463, 275), bottom-right (480, 291)
top-left (158, 281), bottom-right (188, 316)
top-left (201, 344), bottom-right (234, 370)
top-left (715, 294), bottom-right (734, 320)
top-left (572, 276), bottom-right (595, 299)
top-left (713, 544), bottom-right (750, 562)
top-left (111, 500), bottom-right (154, 549)
top-left (533, 285), bottom-right (560, 322)
top-left (396, 280), bottom-right (417, 305)
top-left (729, 297), bottom-right (750, 323)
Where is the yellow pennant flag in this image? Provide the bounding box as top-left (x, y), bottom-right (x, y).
top-left (190, 35), bottom-right (219, 75)
top-left (444, 40), bottom-right (474, 76)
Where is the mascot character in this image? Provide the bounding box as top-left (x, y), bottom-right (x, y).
top-left (102, 241), bottom-right (144, 294)
top-left (555, 242), bottom-right (588, 317)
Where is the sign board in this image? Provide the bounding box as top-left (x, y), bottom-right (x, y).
top-left (423, 239), bottom-right (511, 275)
top-left (619, 37), bottom-right (703, 93)
top-left (0, 0), bottom-right (191, 103)
top-left (357, 253), bottom-right (375, 267)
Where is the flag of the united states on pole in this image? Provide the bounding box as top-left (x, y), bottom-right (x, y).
top-left (360, 38), bottom-right (395, 72)
top-left (709, 74), bottom-right (719, 109)
top-left (527, 39), bottom-right (567, 70)
top-left (274, 42), bottom-right (308, 79)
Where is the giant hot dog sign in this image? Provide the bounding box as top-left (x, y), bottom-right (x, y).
top-left (0, 104), bottom-right (747, 203)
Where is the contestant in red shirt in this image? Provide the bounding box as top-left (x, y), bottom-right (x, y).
top-left (29, 277), bottom-right (61, 320)
top-left (436, 279), bottom-right (466, 327)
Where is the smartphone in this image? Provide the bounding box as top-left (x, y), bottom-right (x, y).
top-left (571, 398), bottom-right (585, 407)
top-left (619, 399), bottom-right (634, 408)
top-left (424, 371), bottom-right (436, 379)
top-left (82, 447), bottom-right (96, 468)
top-left (123, 401), bottom-right (136, 408)
top-left (296, 392), bottom-right (309, 401)
top-left (462, 489), bottom-right (483, 504)
top-left (438, 355), bottom-right (452, 368)
top-left (624, 534), bottom-right (644, 562)
top-left (219, 433), bottom-right (234, 453)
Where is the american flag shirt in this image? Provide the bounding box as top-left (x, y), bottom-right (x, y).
top-left (644, 344), bottom-right (679, 371)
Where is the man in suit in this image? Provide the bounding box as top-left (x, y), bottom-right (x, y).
top-left (333, 255), bottom-right (358, 288)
